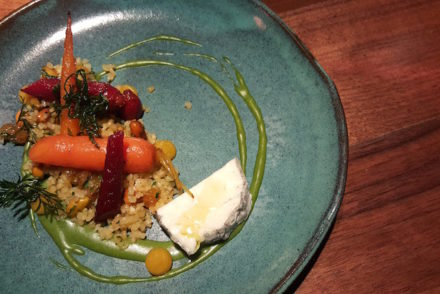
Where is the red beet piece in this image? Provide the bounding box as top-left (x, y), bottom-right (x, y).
top-left (94, 131), bottom-right (125, 222)
top-left (120, 89), bottom-right (143, 120)
top-left (21, 78), bottom-right (131, 118)
top-left (21, 78), bottom-right (60, 102)
top-left (88, 81), bottom-right (125, 112)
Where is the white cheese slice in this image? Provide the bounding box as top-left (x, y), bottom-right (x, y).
top-left (156, 158), bottom-right (252, 255)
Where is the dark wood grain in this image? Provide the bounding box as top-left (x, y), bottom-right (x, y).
top-left (272, 0), bottom-right (440, 146)
top-left (1, 0), bottom-right (440, 293)
top-left (261, 0), bottom-right (440, 292)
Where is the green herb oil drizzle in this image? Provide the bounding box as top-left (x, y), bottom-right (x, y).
top-left (108, 35), bottom-right (201, 58)
top-left (27, 37), bottom-right (267, 283)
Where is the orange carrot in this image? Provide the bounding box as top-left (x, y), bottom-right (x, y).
top-left (28, 135), bottom-right (157, 173)
top-left (60, 13), bottom-right (80, 136)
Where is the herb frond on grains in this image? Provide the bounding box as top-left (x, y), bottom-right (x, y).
top-left (17, 104), bottom-right (38, 143)
top-left (0, 175), bottom-right (63, 220)
top-left (57, 70), bottom-right (108, 146)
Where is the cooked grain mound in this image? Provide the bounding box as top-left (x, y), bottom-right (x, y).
top-left (23, 59), bottom-right (177, 247)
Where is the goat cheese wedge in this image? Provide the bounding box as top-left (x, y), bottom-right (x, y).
top-left (156, 158), bottom-right (252, 255)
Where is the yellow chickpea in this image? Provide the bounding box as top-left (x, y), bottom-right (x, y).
top-left (31, 196), bottom-right (61, 215)
top-left (31, 197), bottom-right (48, 215)
top-left (32, 166), bottom-right (44, 179)
top-left (66, 197), bottom-right (90, 217)
top-left (154, 140), bottom-right (177, 160)
top-left (37, 108), bottom-right (50, 123)
top-left (145, 248), bottom-right (173, 276)
top-left (129, 121), bottom-right (146, 138)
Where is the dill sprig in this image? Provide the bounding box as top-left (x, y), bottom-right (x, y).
top-left (0, 174), bottom-right (63, 220)
top-left (17, 104), bottom-right (38, 143)
top-left (57, 70), bottom-right (108, 146)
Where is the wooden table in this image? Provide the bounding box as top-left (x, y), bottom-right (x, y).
top-left (1, 0), bottom-right (439, 292)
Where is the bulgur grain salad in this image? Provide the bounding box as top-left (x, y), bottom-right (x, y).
top-left (1, 52), bottom-right (180, 245)
top-left (0, 13), bottom-right (184, 270)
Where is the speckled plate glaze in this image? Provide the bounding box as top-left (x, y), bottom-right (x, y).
top-left (0, 0), bottom-right (347, 293)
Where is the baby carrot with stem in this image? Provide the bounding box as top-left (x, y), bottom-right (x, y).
top-left (28, 135), bottom-right (157, 174)
top-left (60, 12), bottom-right (80, 136)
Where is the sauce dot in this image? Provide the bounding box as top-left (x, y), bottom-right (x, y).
top-left (145, 248), bottom-right (173, 276)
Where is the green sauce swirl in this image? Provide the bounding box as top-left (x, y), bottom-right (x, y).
top-left (26, 36), bottom-right (267, 283)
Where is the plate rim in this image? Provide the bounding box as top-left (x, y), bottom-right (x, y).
top-left (252, 1), bottom-right (348, 292)
top-left (0, 0), bottom-right (348, 292)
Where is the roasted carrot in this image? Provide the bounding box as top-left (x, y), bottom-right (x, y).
top-left (60, 12), bottom-right (80, 136)
top-left (28, 135), bottom-right (156, 173)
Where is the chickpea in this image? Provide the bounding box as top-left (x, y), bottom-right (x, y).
top-left (31, 197), bottom-right (49, 215)
top-left (145, 248), bottom-right (173, 276)
top-left (31, 199), bottom-right (45, 215)
top-left (142, 188), bottom-right (160, 208)
top-left (31, 166), bottom-right (44, 179)
top-left (154, 140), bottom-right (177, 160)
top-left (129, 121), bottom-right (146, 138)
top-left (37, 108), bottom-right (50, 123)
top-left (66, 197), bottom-right (90, 217)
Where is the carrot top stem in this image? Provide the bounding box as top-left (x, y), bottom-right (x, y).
top-left (60, 12), bottom-right (80, 136)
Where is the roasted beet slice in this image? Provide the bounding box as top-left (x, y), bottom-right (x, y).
top-left (94, 131), bottom-right (125, 222)
top-left (120, 89), bottom-right (143, 120)
top-left (88, 81), bottom-right (125, 112)
top-left (21, 78), bottom-right (133, 118)
top-left (21, 78), bottom-right (60, 102)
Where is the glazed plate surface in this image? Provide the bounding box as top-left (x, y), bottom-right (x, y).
top-left (0, 0), bottom-right (347, 292)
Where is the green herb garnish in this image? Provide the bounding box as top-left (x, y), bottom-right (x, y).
top-left (57, 70), bottom-right (108, 146)
top-left (0, 174), bottom-right (63, 220)
top-left (17, 104), bottom-right (38, 143)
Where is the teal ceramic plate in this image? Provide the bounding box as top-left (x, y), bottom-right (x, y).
top-left (0, 0), bottom-right (347, 293)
